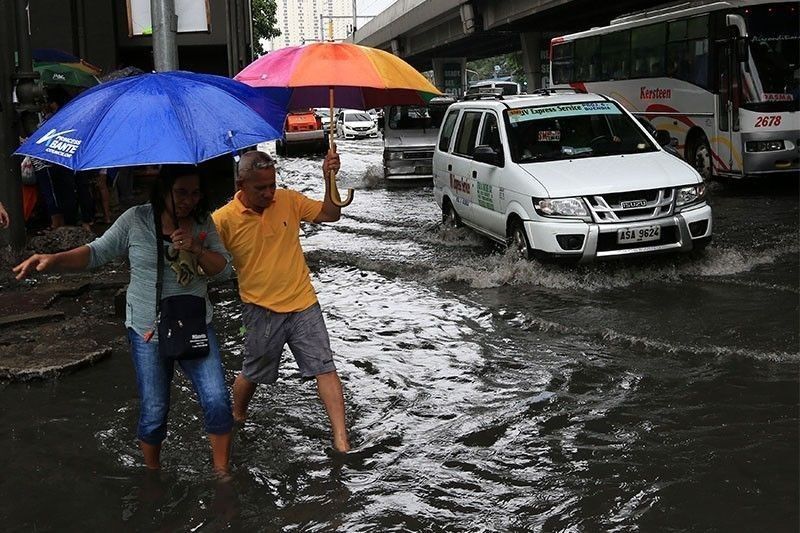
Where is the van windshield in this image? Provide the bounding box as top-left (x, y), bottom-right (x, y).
top-left (387, 103), bottom-right (450, 130)
top-left (504, 101), bottom-right (657, 163)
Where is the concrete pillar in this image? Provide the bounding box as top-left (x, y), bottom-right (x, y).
top-left (432, 57), bottom-right (466, 98)
top-left (520, 31), bottom-right (544, 92)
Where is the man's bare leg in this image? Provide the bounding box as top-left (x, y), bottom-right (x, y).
top-left (232, 372), bottom-right (257, 423)
top-left (208, 432), bottom-right (232, 474)
top-left (140, 442), bottom-right (162, 470)
top-left (316, 371), bottom-right (350, 452)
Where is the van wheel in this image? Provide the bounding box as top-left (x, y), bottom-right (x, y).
top-left (442, 200), bottom-right (461, 228)
top-left (689, 137), bottom-right (712, 182)
top-left (508, 218), bottom-right (532, 260)
top-left (275, 139), bottom-right (286, 156)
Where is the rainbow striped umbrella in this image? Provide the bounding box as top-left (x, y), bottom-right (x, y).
top-left (236, 42), bottom-right (442, 206)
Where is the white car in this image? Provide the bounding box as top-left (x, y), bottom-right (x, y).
top-left (314, 107), bottom-right (333, 129)
top-left (433, 90), bottom-right (712, 262)
top-left (336, 110), bottom-right (378, 139)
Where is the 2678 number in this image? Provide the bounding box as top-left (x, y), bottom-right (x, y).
top-left (755, 116), bottom-right (782, 127)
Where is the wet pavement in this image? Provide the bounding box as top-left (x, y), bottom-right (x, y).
top-left (0, 138), bottom-right (797, 531)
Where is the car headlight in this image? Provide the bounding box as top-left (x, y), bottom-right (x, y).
top-left (385, 151), bottom-right (404, 160)
top-left (745, 140), bottom-right (785, 152)
top-left (533, 197), bottom-right (588, 218)
top-left (675, 184), bottom-right (706, 207)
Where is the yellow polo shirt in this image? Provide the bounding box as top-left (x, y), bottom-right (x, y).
top-left (212, 189), bottom-right (322, 313)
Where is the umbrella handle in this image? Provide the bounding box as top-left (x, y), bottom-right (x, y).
top-left (328, 88), bottom-right (353, 208)
top-left (328, 169), bottom-right (354, 207)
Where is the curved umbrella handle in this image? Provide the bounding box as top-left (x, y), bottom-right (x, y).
top-left (328, 169), bottom-right (354, 207)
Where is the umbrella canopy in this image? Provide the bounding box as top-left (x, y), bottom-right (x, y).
top-left (16, 71), bottom-right (286, 170)
top-left (34, 63), bottom-right (99, 88)
top-left (234, 42), bottom-right (442, 110)
top-left (33, 48), bottom-right (103, 75)
top-left (235, 42), bottom-right (443, 207)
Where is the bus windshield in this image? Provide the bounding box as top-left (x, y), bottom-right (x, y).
top-left (504, 101), bottom-right (658, 163)
top-left (744, 3), bottom-right (800, 108)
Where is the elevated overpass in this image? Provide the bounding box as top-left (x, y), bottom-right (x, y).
top-left (354, 0), bottom-right (666, 93)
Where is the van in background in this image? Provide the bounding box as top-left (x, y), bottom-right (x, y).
top-left (382, 96), bottom-right (456, 182)
top-left (466, 79), bottom-right (522, 96)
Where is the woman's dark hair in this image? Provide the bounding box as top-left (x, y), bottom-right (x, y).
top-left (150, 164), bottom-right (211, 223)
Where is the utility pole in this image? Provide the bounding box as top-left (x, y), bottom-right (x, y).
top-left (352, 0), bottom-right (357, 35)
top-left (1, 0), bottom-right (41, 249)
top-left (151, 0), bottom-right (178, 71)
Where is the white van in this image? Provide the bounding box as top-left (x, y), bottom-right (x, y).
top-left (433, 90), bottom-right (712, 261)
top-left (466, 79), bottom-right (522, 96)
top-left (382, 97), bottom-right (455, 181)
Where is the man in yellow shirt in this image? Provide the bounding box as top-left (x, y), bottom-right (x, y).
top-left (213, 149), bottom-right (350, 453)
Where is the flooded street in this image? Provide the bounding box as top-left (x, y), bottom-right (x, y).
top-left (1, 139), bottom-right (797, 531)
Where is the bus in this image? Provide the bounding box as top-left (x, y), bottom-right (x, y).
top-left (550, 0), bottom-right (799, 180)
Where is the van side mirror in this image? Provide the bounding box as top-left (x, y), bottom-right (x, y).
top-left (377, 116), bottom-right (385, 130)
top-left (474, 145), bottom-right (503, 166)
top-left (654, 129), bottom-right (671, 147)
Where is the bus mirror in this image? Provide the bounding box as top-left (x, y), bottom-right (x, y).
top-left (736, 38), bottom-right (750, 62)
top-left (377, 116), bottom-right (385, 130)
top-left (654, 129), bottom-right (671, 147)
top-left (725, 14), bottom-right (748, 38)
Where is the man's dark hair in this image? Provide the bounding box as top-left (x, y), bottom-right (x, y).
top-left (150, 164), bottom-right (211, 223)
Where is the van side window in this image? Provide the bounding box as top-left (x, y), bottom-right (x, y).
top-left (438, 110), bottom-right (459, 152)
top-left (479, 113), bottom-right (502, 154)
top-left (453, 111), bottom-right (482, 157)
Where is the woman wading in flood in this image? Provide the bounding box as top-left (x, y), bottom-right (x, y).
top-left (13, 165), bottom-right (234, 474)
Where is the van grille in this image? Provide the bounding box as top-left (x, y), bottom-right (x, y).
top-left (404, 150), bottom-right (434, 160)
top-left (585, 188), bottom-right (674, 223)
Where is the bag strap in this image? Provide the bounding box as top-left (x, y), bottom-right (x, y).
top-left (153, 205), bottom-right (164, 320)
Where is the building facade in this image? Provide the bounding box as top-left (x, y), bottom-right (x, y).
top-left (268, 0), bottom-right (354, 51)
top-left (25, 0), bottom-right (253, 77)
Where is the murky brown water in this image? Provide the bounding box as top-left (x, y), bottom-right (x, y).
top-left (0, 139), bottom-right (797, 531)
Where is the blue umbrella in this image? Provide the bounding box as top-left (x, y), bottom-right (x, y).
top-left (16, 71), bottom-right (288, 170)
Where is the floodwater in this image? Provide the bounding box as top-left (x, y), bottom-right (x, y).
top-left (1, 139), bottom-right (797, 531)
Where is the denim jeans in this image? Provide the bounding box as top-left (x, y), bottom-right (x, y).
top-left (128, 326), bottom-right (233, 445)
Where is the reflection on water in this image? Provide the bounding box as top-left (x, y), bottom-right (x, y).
top-left (0, 138), bottom-right (797, 531)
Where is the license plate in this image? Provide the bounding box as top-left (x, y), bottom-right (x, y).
top-left (617, 225), bottom-right (661, 244)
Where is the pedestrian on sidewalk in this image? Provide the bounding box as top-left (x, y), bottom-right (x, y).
top-left (0, 201), bottom-right (9, 228)
top-left (212, 149), bottom-right (351, 453)
top-left (13, 165), bottom-right (234, 474)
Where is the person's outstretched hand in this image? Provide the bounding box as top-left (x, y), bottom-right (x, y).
top-left (12, 254), bottom-right (55, 280)
top-left (0, 203), bottom-right (9, 228)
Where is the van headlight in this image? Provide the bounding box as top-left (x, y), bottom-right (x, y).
top-left (533, 197), bottom-right (589, 218)
top-left (385, 150), bottom-right (404, 160)
top-left (675, 184), bottom-right (706, 208)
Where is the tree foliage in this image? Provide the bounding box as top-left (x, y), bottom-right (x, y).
top-left (467, 52), bottom-right (525, 83)
top-left (251, 0), bottom-right (280, 55)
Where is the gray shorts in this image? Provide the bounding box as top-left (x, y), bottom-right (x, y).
top-left (241, 302), bottom-right (336, 383)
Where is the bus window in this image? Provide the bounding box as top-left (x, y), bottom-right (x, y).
top-left (667, 15), bottom-right (709, 87)
top-left (551, 42), bottom-right (574, 84)
top-left (601, 30), bottom-right (631, 80)
top-left (574, 36), bottom-right (600, 81)
top-left (631, 23), bottom-right (666, 78)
